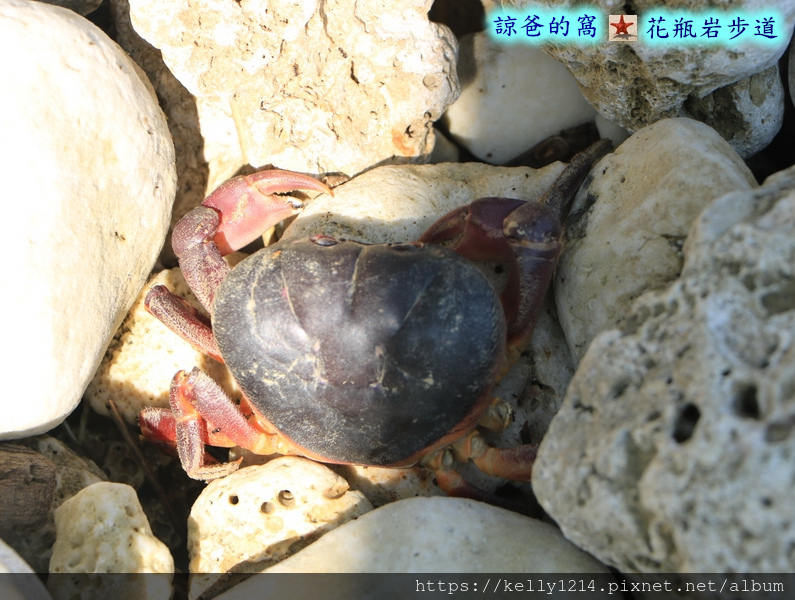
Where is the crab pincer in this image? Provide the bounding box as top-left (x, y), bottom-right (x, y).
top-left (420, 138), bottom-right (612, 362)
top-left (168, 169), bottom-right (332, 314)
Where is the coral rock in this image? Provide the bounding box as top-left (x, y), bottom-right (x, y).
top-left (49, 482), bottom-right (173, 599)
top-left (534, 164), bottom-right (795, 571)
top-left (188, 458), bottom-right (372, 599)
top-left (128, 0), bottom-right (459, 181)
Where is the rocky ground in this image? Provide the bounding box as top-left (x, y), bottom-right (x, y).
top-left (2, 1), bottom-right (795, 599)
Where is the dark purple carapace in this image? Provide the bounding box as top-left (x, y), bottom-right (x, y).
top-left (213, 238), bottom-right (505, 466)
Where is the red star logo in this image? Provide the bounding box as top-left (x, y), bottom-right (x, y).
top-left (610, 15), bottom-right (633, 36)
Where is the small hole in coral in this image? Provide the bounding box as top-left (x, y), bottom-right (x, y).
top-left (278, 490), bottom-right (295, 507)
top-left (261, 502), bottom-right (275, 514)
top-left (672, 403), bottom-right (700, 443)
top-left (765, 420), bottom-right (793, 443)
top-left (733, 384), bottom-right (761, 420)
top-left (229, 495), bottom-right (239, 505)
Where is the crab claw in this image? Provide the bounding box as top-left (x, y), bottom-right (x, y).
top-left (202, 169), bottom-right (332, 255)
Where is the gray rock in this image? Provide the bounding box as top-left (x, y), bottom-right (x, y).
top-left (555, 118), bottom-right (757, 363)
top-left (681, 65), bottom-right (785, 158)
top-left (790, 39), bottom-right (795, 108)
top-left (501, 0), bottom-right (795, 153)
top-left (3, 437), bottom-right (106, 574)
top-left (533, 164), bottom-right (795, 572)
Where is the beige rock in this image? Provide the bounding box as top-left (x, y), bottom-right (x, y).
top-left (330, 464), bottom-right (445, 507)
top-left (0, 0), bottom-right (176, 438)
top-left (247, 497), bottom-right (612, 572)
top-left (555, 118), bottom-right (757, 363)
top-left (534, 164), bottom-right (795, 571)
top-left (188, 458), bottom-right (372, 599)
top-left (49, 483), bottom-right (173, 599)
top-left (128, 0), bottom-right (459, 182)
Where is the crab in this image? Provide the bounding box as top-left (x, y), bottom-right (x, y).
top-left (139, 141), bottom-right (611, 501)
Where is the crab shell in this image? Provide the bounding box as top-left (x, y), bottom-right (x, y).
top-left (211, 237), bottom-right (506, 467)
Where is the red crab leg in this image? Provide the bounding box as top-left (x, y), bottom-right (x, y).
top-left (450, 430), bottom-right (537, 481)
top-left (145, 368), bottom-right (289, 480)
top-left (434, 469), bottom-right (537, 515)
top-left (144, 285), bottom-right (223, 362)
top-left (139, 407), bottom-right (238, 451)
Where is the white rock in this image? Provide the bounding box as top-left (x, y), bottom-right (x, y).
top-left (0, 1), bottom-right (176, 439)
top-left (443, 32), bottom-right (597, 164)
top-left (555, 118), bottom-right (757, 363)
top-left (188, 458), bottom-right (372, 599)
top-left (533, 165), bottom-right (795, 571)
top-left (241, 497), bottom-right (612, 573)
top-left (595, 114), bottom-right (631, 147)
top-left (0, 537), bottom-right (53, 600)
top-left (128, 0), bottom-right (459, 182)
top-left (48, 482), bottom-right (173, 599)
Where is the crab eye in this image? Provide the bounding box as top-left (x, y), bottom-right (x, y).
top-left (310, 234), bottom-right (338, 246)
top-left (389, 242), bottom-right (421, 252)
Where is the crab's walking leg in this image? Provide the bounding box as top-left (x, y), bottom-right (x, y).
top-left (449, 430), bottom-right (537, 481)
top-left (433, 470), bottom-right (537, 516)
top-left (144, 285), bottom-right (222, 362)
top-left (540, 138), bottom-right (612, 217)
top-left (140, 368), bottom-right (294, 480)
